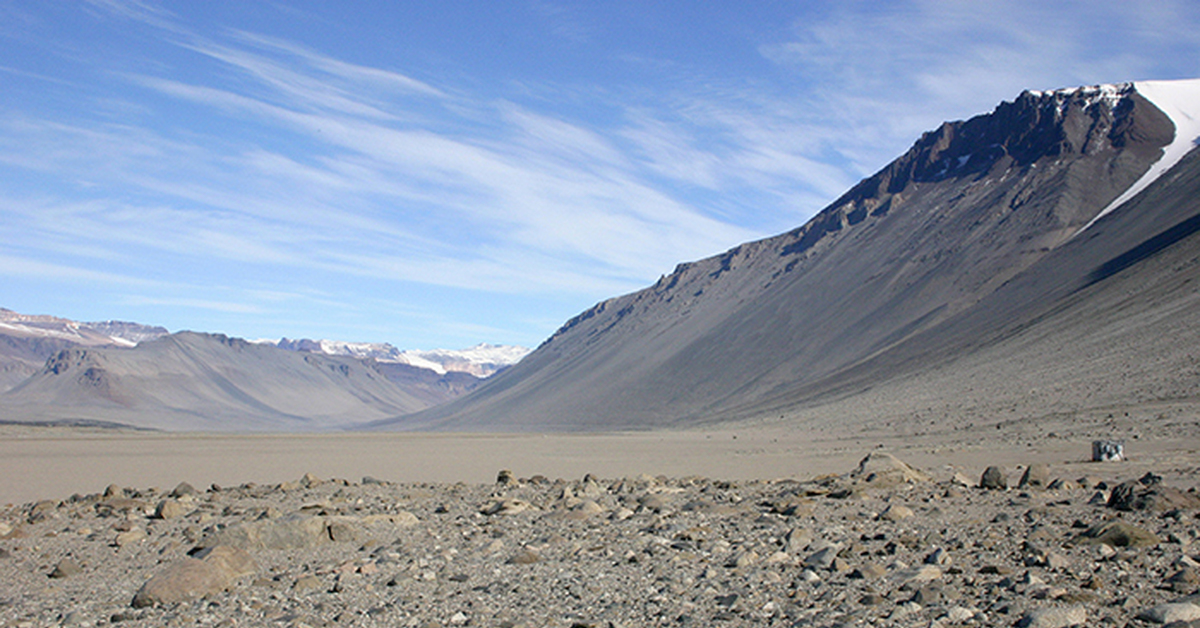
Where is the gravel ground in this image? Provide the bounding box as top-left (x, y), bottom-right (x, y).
top-left (2, 453), bottom-right (1200, 628)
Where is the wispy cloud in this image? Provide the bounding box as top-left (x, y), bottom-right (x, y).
top-left (120, 295), bottom-right (264, 314)
top-left (5, 1), bottom-right (1200, 346)
top-left (0, 253), bottom-right (158, 287)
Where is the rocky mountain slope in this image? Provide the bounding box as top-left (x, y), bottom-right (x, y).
top-left (0, 332), bottom-right (444, 431)
top-left (0, 309), bottom-right (529, 430)
top-left (0, 309), bottom-right (168, 392)
top-left (380, 80), bottom-right (1200, 431)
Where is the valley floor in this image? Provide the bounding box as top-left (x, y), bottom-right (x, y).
top-left (2, 412), bottom-right (1198, 508)
top-left (2, 424), bottom-right (1200, 628)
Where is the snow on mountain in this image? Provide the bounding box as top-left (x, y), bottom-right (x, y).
top-left (1079, 78), bottom-right (1200, 232)
top-left (0, 308), bottom-right (168, 347)
top-left (401, 344), bottom-right (533, 377)
top-left (264, 338), bottom-right (530, 377)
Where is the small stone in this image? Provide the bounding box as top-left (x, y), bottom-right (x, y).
top-left (980, 466), bottom-right (1007, 490)
top-left (1016, 605), bottom-right (1087, 628)
top-left (154, 499), bottom-right (188, 520)
top-left (169, 482), bottom-right (197, 497)
top-left (784, 528), bottom-right (813, 554)
top-left (894, 564), bottom-right (942, 584)
top-left (925, 547), bottom-right (952, 565)
top-left (49, 559), bottom-right (83, 579)
top-left (115, 528), bottom-right (147, 547)
top-left (509, 548), bottom-right (541, 565)
top-left (849, 563), bottom-right (887, 579)
top-left (859, 593), bottom-right (886, 605)
top-left (728, 550), bottom-right (759, 568)
top-left (945, 606), bottom-right (977, 623)
top-left (879, 503), bottom-right (914, 521)
top-left (1019, 464), bottom-right (1051, 489)
top-left (482, 498), bottom-right (539, 516)
top-left (1044, 552), bottom-right (1070, 570)
top-left (293, 574), bottom-right (322, 593)
top-left (803, 544), bottom-right (841, 570)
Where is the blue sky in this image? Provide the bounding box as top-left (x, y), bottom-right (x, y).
top-left (2, 1), bottom-right (1198, 350)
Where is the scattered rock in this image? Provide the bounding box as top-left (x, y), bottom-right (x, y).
top-left (1075, 519), bottom-right (1160, 548)
top-left (482, 498), bottom-right (539, 516)
top-left (508, 548), bottom-right (541, 565)
top-left (115, 527), bottom-right (147, 547)
top-left (980, 466), bottom-right (1007, 490)
top-left (169, 482), bottom-right (197, 498)
top-left (1019, 464), bottom-right (1051, 489)
top-left (879, 503), bottom-right (914, 521)
top-left (49, 559), bottom-right (82, 579)
top-left (154, 499), bottom-right (188, 520)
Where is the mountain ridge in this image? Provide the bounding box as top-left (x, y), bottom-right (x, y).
top-left (375, 79), bottom-right (1200, 431)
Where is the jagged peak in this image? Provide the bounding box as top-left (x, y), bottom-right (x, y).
top-left (1022, 82), bottom-right (1135, 115)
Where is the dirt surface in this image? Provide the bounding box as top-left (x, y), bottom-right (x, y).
top-left (2, 423), bottom-right (1197, 507)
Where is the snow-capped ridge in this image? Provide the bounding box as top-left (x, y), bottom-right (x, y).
top-left (0, 309), bottom-right (168, 347)
top-left (1025, 82), bottom-right (1134, 115)
top-left (264, 337), bottom-right (531, 377)
top-left (1078, 78), bottom-right (1200, 233)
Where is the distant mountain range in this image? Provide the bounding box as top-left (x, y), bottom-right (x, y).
top-left (0, 309), bottom-right (528, 430)
top-left (377, 79), bottom-right (1200, 432)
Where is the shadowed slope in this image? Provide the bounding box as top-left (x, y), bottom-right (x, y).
top-left (377, 83), bottom-right (1189, 431)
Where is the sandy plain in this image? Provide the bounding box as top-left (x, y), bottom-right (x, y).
top-left (3, 420), bottom-right (1198, 507)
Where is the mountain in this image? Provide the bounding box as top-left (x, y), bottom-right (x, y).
top-left (0, 332), bottom-right (443, 431)
top-left (376, 79), bottom-right (1200, 431)
top-left (0, 309), bottom-right (527, 430)
top-left (266, 338), bottom-right (529, 378)
top-left (0, 309), bottom-right (168, 391)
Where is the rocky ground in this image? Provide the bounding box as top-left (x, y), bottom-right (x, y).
top-left (2, 453), bottom-right (1200, 628)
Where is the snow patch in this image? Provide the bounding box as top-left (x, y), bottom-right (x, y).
top-left (1077, 78), bottom-right (1200, 234)
top-left (1028, 82), bottom-right (1133, 116)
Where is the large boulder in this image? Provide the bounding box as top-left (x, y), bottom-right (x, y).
top-left (1108, 480), bottom-right (1200, 512)
top-left (850, 452), bottom-right (930, 487)
top-left (131, 545), bottom-right (255, 608)
top-left (205, 514), bottom-right (331, 550)
top-left (1075, 519), bottom-right (1160, 548)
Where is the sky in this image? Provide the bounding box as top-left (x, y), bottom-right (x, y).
top-left (1, 1), bottom-right (1199, 350)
